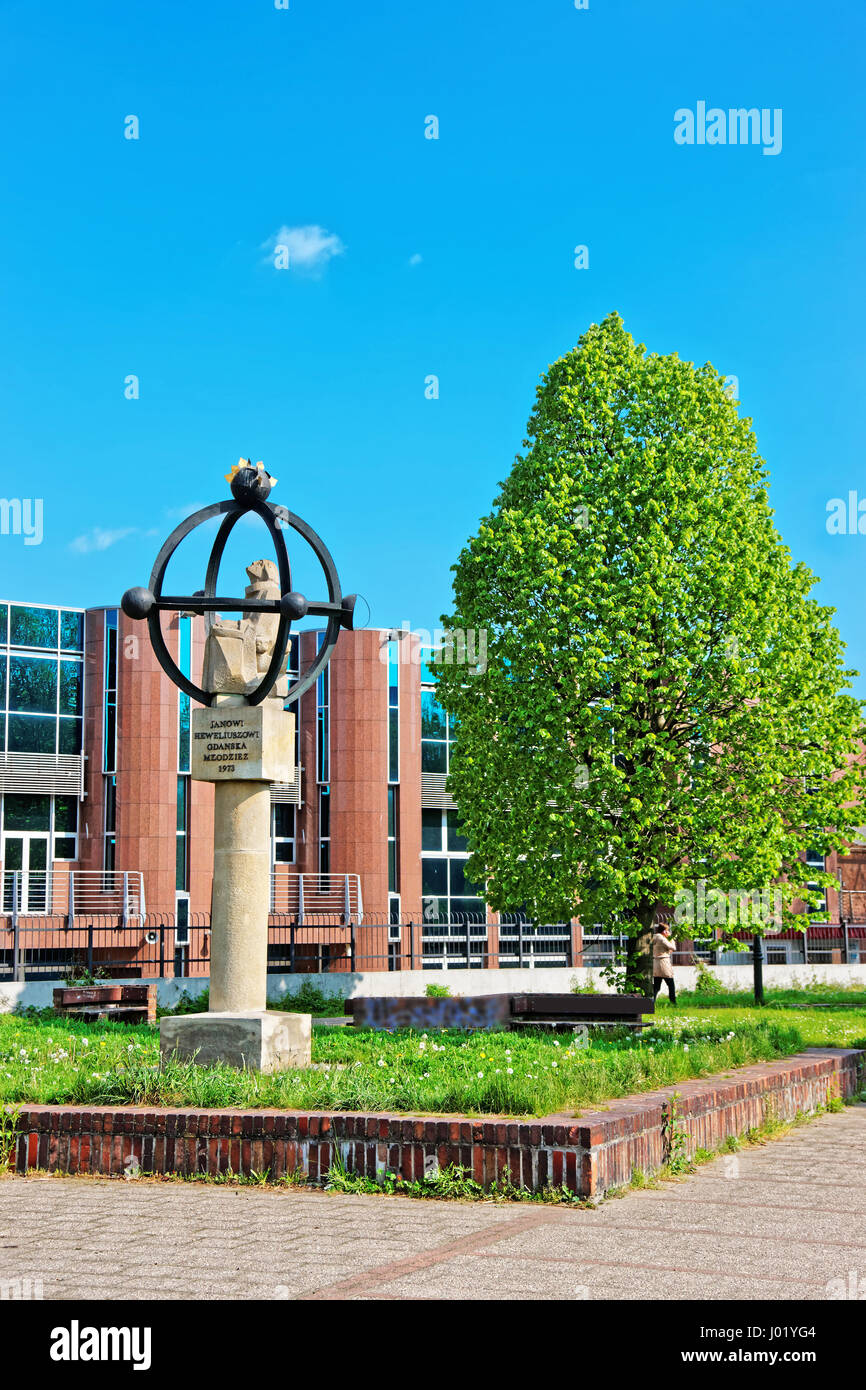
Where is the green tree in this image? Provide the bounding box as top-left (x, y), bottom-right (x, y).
top-left (434, 314), bottom-right (864, 991)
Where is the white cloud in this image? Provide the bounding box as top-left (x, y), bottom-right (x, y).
top-left (408, 253), bottom-right (423, 266)
top-left (262, 224), bottom-right (346, 275)
top-left (69, 527), bottom-right (137, 554)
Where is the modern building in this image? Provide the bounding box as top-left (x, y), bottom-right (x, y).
top-left (1, 596), bottom-right (862, 975)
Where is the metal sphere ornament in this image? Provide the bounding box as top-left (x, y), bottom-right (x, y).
top-left (121, 459), bottom-right (356, 707)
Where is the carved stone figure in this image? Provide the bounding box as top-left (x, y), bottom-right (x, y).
top-left (201, 559), bottom-right (289, 699)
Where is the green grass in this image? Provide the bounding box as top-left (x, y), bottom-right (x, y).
top-left (679, 976), bottom-right (866, 1010)
top-left (3, 997), bottom-right (862, 1116)
top-left (654, 997), bottom-right (866, 1048)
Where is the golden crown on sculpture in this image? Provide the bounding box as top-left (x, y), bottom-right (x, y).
top-left (225, 458), bottom-right (278, 487)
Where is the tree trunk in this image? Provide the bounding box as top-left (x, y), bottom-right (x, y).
top-left (624, 903), bottom-right (656, 996)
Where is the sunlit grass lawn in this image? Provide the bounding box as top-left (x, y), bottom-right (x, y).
top-left (3, 998), bottom-right (863, 1117)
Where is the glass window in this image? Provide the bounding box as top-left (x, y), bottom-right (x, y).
top-left (450, 897), bottom-right (485, 920)
top-left (422, 809), bottom-right (443, 851)
top-left (388, 709), bottom-right (399, 783)
top-left (178, 696), bottom-right (190, 772)
top-left (449, 859), bottom-right (480, 898)
top-left (104, 773), bottom-right (117, 875)
top-left (422, 741), bottom-right (447, 774)
top-left (388, 786), bottom-right (399, 893)
top-left (176, 777), bottom-right (188, 891)
top-left (0, 603), bottom-right (7, 645)
top-left (8, 714), bottom-right (55, 752)
top-left (59, 659), bottom-right (82, 715)
top-left (10, 606), bottom-right (57, 649)
top-left (423, 899), bottom-right (448, 924)
top-left (54, 837), bottom-right (77, 861)
top-left (422, 859), bottom-right (448, 895)
top-left (178, 617), bottom-right (191, 772)
top-left (388, 640), bottom-right (400, 783)
top-left (316, 643), bottom-right (330, 784)
top-left (3, 793), bottom-right (51, 830)
top-left (54, 796), bottom-right (78, 833)
top-left (104, 611), bottom-right (118, 773)
top-left (446, 811), bottom-right (468, 852)
top-left (272, 804), bottom-right (295, 864)
top-left (319, 786), bottom-right (330, 876)
top-left (104, 701), bottom-right (116, 770)
top-left (8, 655), bottom-right (57, 713)
top-left (59, 718), bottom-right (82, 754)
top-left (60, 611), bottom-right (84, 651)
top-left (421, 690), bottom-right (447, 740)
top-left (288, 634), bottom-right (300, 680)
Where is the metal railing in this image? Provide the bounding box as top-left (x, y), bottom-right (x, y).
top-left (270, 872), bottom-right (363, 922)
top-left (1, 870), bottom-right (146, 925)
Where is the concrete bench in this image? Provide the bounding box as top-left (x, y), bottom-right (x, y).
top-left (53, 984), bottom-right (157, 1026)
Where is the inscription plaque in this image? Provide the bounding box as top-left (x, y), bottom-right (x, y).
top-left (191, 704), bottom-right (294, 784)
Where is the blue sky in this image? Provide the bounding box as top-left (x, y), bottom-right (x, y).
top-left (1, 1), bottom-right (864, 686)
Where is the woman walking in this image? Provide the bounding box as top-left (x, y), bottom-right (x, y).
top-left (652, 922), bottom-right (677, 1004)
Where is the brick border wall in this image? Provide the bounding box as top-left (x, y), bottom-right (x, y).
top-left (7, 1049), bottom-right (863, 1198)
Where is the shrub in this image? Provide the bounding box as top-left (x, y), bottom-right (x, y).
top-left (273, 981), bottom-right (346, 1016)
top-left (425, 982), bottom-right (451, 998)
top-left (693, 961), bottom-right (731, 996)
top-left (570, 975), bottom-right (599, 995)
top-left (159, 988), bottom-right (209, 1018)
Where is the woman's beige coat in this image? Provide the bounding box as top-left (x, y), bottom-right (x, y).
top-left (652, 931), bottom-right (675, 979)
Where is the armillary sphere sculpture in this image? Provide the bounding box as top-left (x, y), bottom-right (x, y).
top-left (121, 460), bottom-right (358, 1071)
top-left (120, 459), bottom-right (357, 705)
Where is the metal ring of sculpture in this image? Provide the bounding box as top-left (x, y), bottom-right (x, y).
top-left (121, 466), bottom-right (356, 708)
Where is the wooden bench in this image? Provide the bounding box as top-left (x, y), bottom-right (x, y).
top-left (53, 984), bottom-right (157, 1025)
top-left (509, 993), bottom-right (654, 1033)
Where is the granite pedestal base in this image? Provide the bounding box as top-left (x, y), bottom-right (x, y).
top-left (159, 1011), bottom-right (311, 1073)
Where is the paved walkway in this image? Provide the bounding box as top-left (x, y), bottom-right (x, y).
top-left (1, 1105), bottom-right (864, 1301)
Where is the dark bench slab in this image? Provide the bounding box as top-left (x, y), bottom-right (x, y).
top-left (344, 993), bottom-right (653, 1032)
top-left (53, 984), bottom-right (157, 1025)
top-left (510, 994), bottom-right (654, 1027)
top-left (345, 995), bottom-right (512, 1030)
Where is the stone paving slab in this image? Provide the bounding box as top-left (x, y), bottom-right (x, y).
top-left (0, 1104), bottom-right (863, 1301)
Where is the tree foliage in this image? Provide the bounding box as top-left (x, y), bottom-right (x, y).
top-left (434, 314), bottom-right (864, 977)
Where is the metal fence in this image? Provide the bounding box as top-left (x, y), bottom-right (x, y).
top-left (2, 915), bottom-right (863, 983)
top-left (1, 912), bottom-right (578, 982)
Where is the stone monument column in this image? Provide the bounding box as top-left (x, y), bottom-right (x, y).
top-left (210, 777), bottom-right (271, 1013)
top-left (161, 557), bottom-right (303, 1071)
top-left (121, 460), bottom-right (356, 1073)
